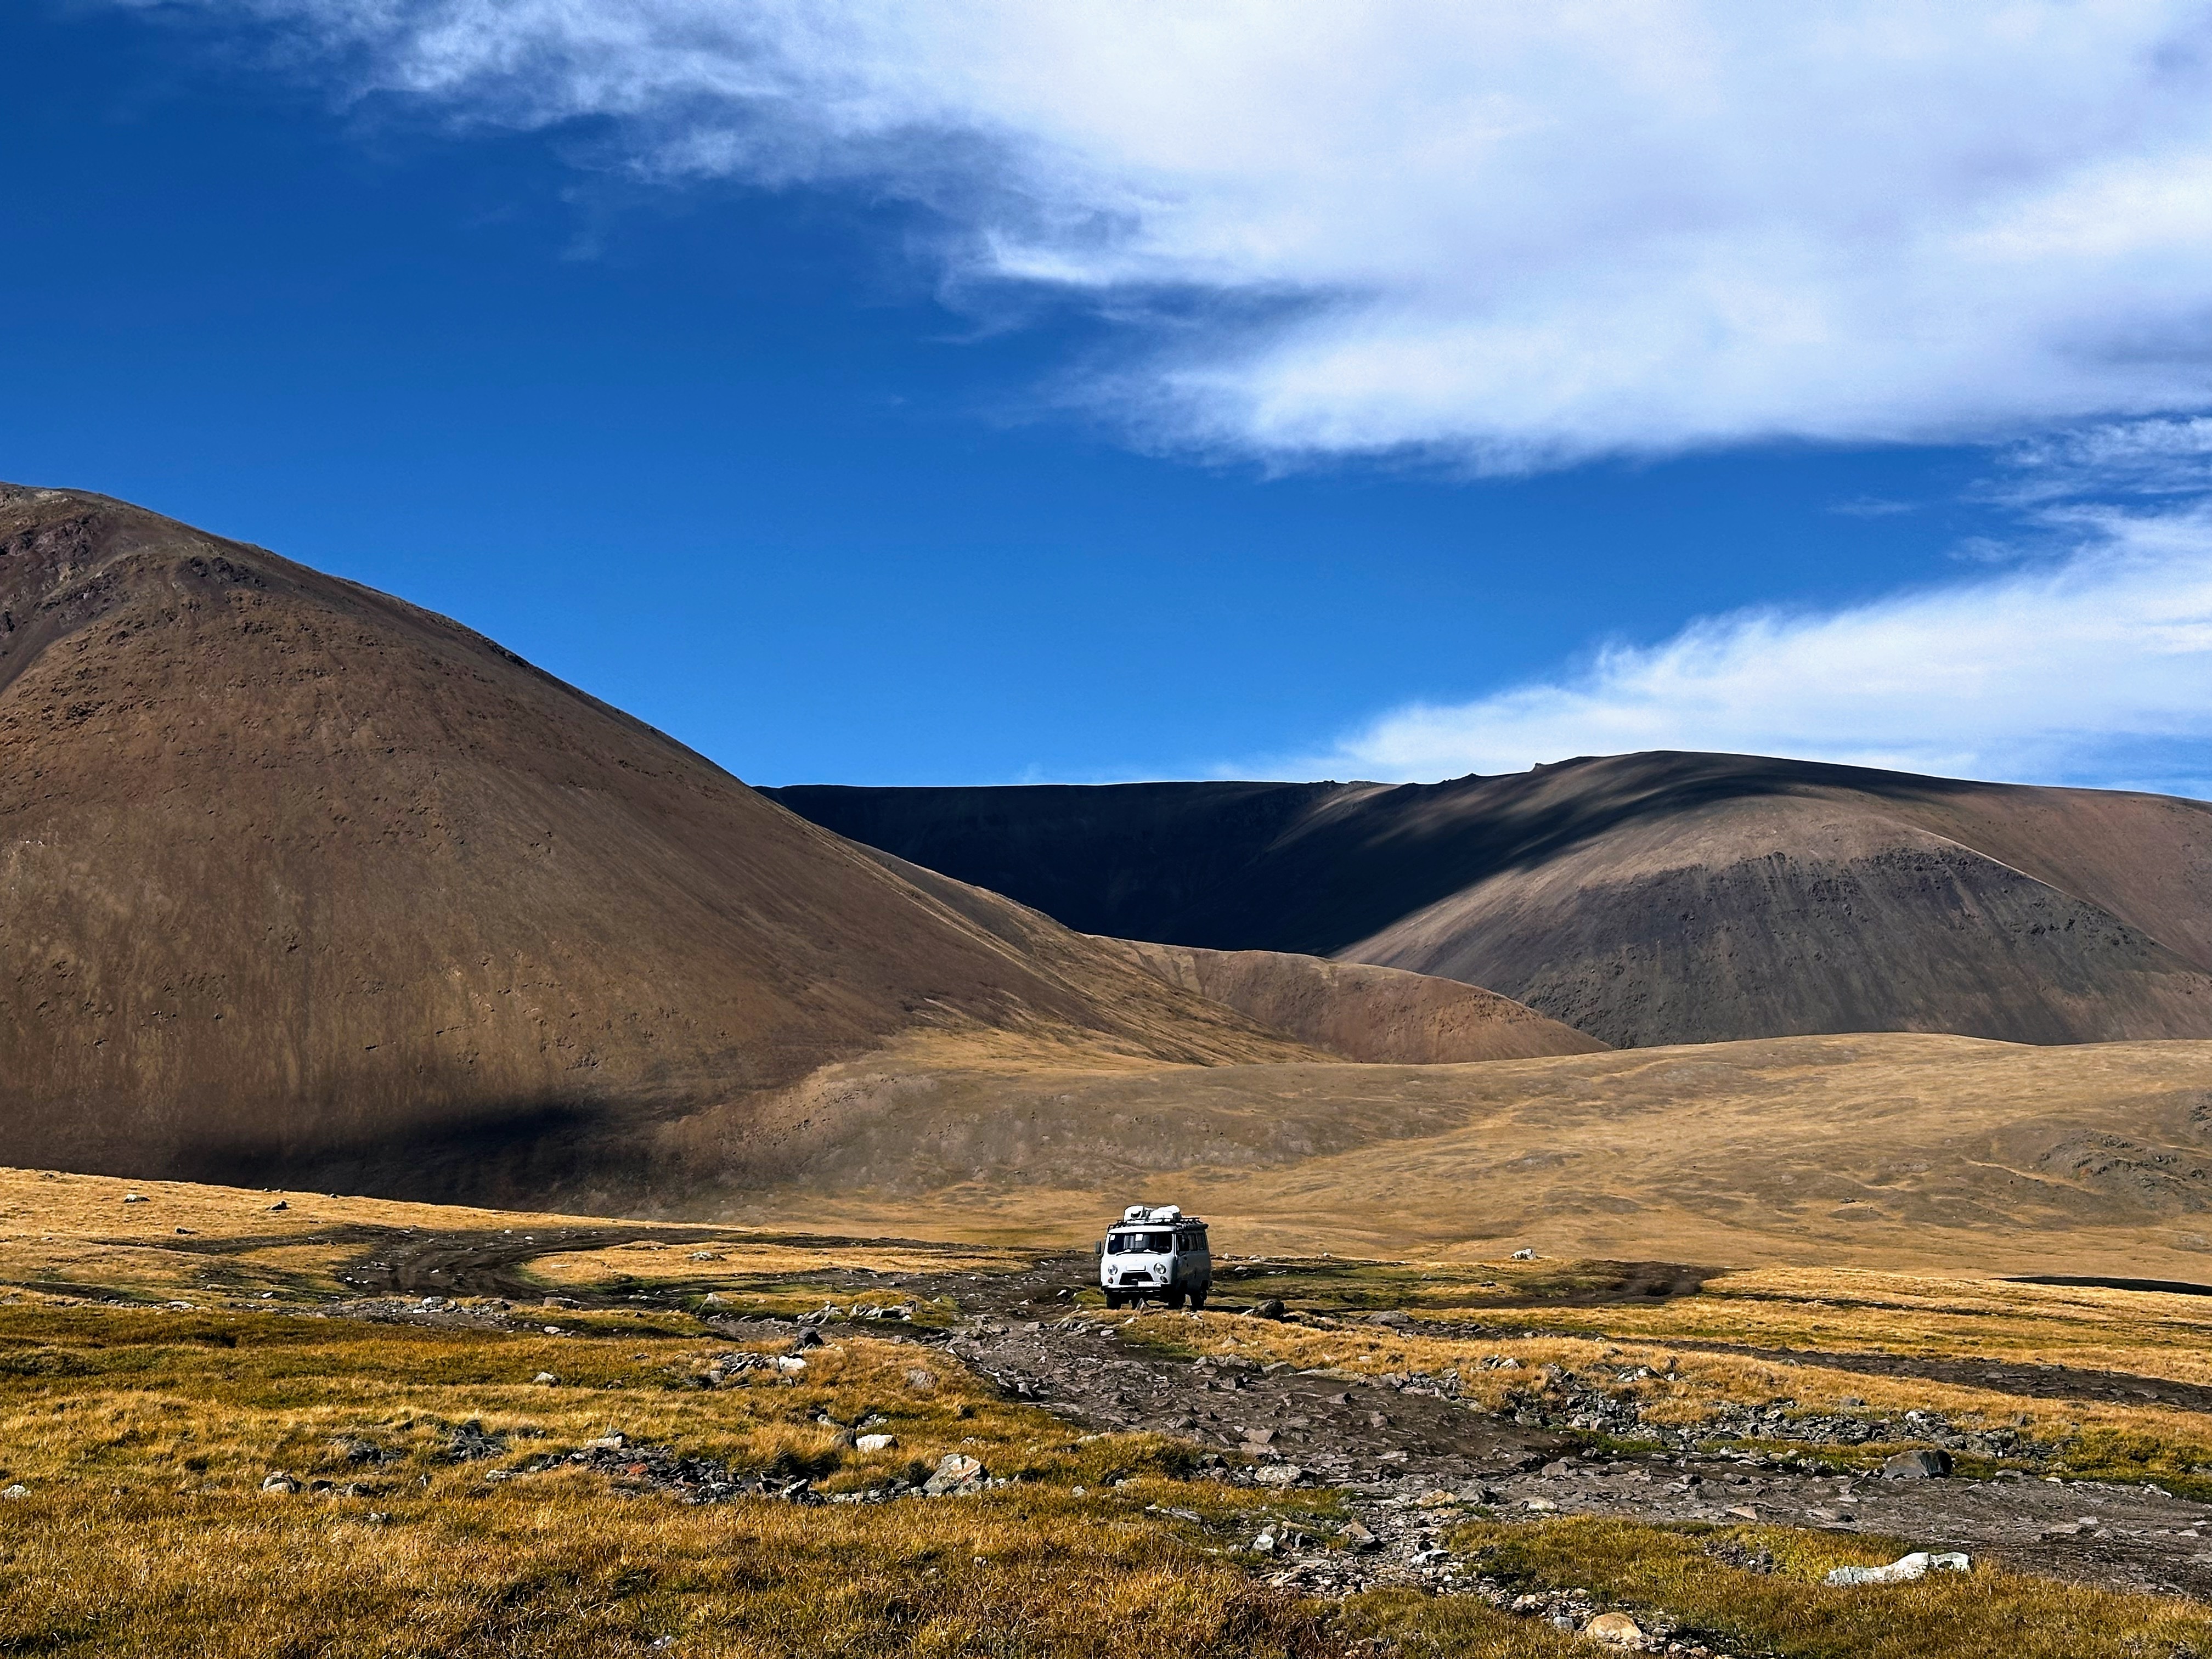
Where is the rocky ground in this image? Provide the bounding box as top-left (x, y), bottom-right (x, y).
top-left (317, 1229), bottom-right (2212, 1621)
top-left (890, 1255), bottom-right (2212, 1606)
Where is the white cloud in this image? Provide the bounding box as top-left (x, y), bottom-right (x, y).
top-left (1294, 499), bottom-right (2212, 792)
top-left (1996, 415), bottom-right (2212, 501)
top-left (129, 0), bottom-right (2212, 466)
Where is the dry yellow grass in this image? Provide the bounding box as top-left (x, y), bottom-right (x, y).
top-left (526, 1237), bottom-right (1022, 1292)
top-left (7, 1171), bottom-right (2212, 1653)
top-left (1455, 1515), bottom-right (2212, 1659)
top-left (1527, 1266), bottom-right (2212, 1387)
top-left (752, 1032), bottom-right (2212, 1279)
top-left (0, 1302), bottom-right (1339, 1658)
top-left (1114, 1261), bottom-right (2212, 1485)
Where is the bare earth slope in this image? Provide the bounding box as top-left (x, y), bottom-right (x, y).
top-left (768, 754), bottom-right (2212, 1047)
top-left (1096, 939), bottom-right (1609, 1064)
top-left (0, 484), bottom-right (1318, 1209)
top-left (835, 840), bottom-right (1599, 1064)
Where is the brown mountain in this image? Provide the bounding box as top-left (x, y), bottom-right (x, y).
top-left (766, 754), bottom-right (2212, 1048)
top-left (0, 483), bottom-right (1340, 1209)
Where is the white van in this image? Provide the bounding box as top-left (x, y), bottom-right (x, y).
top-left (1097, 1205), bottom-right (1212, 1310)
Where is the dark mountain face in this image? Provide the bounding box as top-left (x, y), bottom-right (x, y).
top-left (768, 755), bottom-right (2212, 1048)
top-left (0, 485), bottom-right (1316, 1208)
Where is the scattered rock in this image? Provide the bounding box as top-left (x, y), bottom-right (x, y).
top-left (261, 1472), bottom-right (300, 1495)
top-left (542, 1296), bottom-right (583, 1310)
top-left (1826, 1550), bottom-right (1971, 1586)
top-left (267, 1200), bottom-right (288, 1211)
top-left (0, 1485), bottom-right (26, 1500)
top-left (123, 1193), bottom-right (148, 1204)
top-left (445, 1420), bottom-right (508, 1462)
top-left (772, 1356), bottom-right (808, 1375)
top-left (1340, 1520), bottom-right (1381, 1551)
top-left (788, 1328), bottom-right (825, 1352)
top-left (1881, 1449), bottom-right (1954, 1480)
top-left (533, 1372), bottom-right (558, 1386)
top-left (855, 1434), bottom-right (899, 1453)
top-left (922, 1453), bottom-right (989, 1496)
top-left (1510, 1248), bottom-right (1538, 1260)
top-left (904, 1367), bottom-right (937, 1392)
top-left (1583, 1611), bottom-right (1643, 1645)
top-left (1246, 1299), bottom-right (1286, 1321)
top-left (1250, 1464), bottom-right (1306, 1488)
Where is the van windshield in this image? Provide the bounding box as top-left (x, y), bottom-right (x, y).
top-left (1108, 1231), bottom-right (1173, 1254)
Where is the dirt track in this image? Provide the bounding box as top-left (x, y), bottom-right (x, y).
top-left (320, 1229), bottom-right (2212, 1604)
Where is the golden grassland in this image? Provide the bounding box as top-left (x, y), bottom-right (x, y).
top-left (10, 1168), bottom-right (2212, 1654)
top-left (0, 1307), bottom-right (1337, 1657)
top-left (1105, 1263), bottom-right (2212, 1489)
top-left (5, 1294), bottom-right (2208, 1659)
top-left (1453, 1516), bottom-right (2212, 1659)
top-left (525, 1237), bottom-right (1022, 1293)
top-left (749, 1032), bottom-right (2212, 1277)
top-left (0, 1166), bottom-right (1019, 1307)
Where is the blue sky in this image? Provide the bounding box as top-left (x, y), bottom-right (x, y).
top-left (8, 3), bottom-right (2212, 790)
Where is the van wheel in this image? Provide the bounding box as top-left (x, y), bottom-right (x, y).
top-left (1189, 1286), bottom-right (1208, 1310)
top-left (1166, 1288), bottom-right (1187, 1310)
top-left (1103, 1291), bottom-right (1124, 1310)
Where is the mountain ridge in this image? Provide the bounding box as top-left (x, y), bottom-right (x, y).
top-left (767, 756), bottom-right (2212, 1047)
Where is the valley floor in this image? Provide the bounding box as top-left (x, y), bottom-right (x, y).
top-left (4, 1167), bottom-right (2211, 1656)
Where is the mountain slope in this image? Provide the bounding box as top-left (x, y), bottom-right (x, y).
top-left (0, 484), bottom-right (1319, 1207)
top-left (1097, 940), bottom-right (1609, 1064)
top-left (767, 754), bottom-right (2212, 1047)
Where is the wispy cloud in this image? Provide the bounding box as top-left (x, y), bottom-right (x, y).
top-left (1290, 490), bottom-right (2212, 793)
top-left (122, 1), bottom-right (2212, 469)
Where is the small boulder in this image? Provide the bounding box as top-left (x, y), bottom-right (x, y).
top-left (1881, 1449), bottom-right (1953, 1480)
top-left (922, 1453), bottom-right (988, 1496)
top-left (261, 1472), bottom-right (300, 1496)
top-left (1245, 1299), bottom-right (1286, 1321)
top-left (123, 1193), bottom-right (148, 1205)
top-left (1826, 1550), bottom-right (1971, 1586)
top-left (266, 1200), bottom-right (289, 1211)
top-left (1340, 1520), bottom-right (1381, 1551)
top-left (855, 1433), bottom-right (899, 1453)
top-left (1510, 1248), bottom-right (1538, 1260)
top-left (1584, 1611), bottom-right (1643, 1645)
top-left (904, 1367), bottom-right (938, 1392)
top-left (772, 1355), bottom-right (809, 1374)
top-left (1250, 1464), bottom-right (1305, 1487)
top-left (532, 1372), bottom-right (559, 1386)
top-left (0, 1484), bottom-right (27, 1500)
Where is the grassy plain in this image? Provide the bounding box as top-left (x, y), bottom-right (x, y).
top-left (766, 1033), bottom-right (2212, 1278)
top-left (9, 1168), bottom-right (2212, 1655)
top-left (1116, 1261), bottom-right (2212, 1489)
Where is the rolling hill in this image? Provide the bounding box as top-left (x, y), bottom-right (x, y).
top-left (0, 483), bottom-right (1350, 1209)
top-left (768, 757), bottom-right (2212, 1047)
